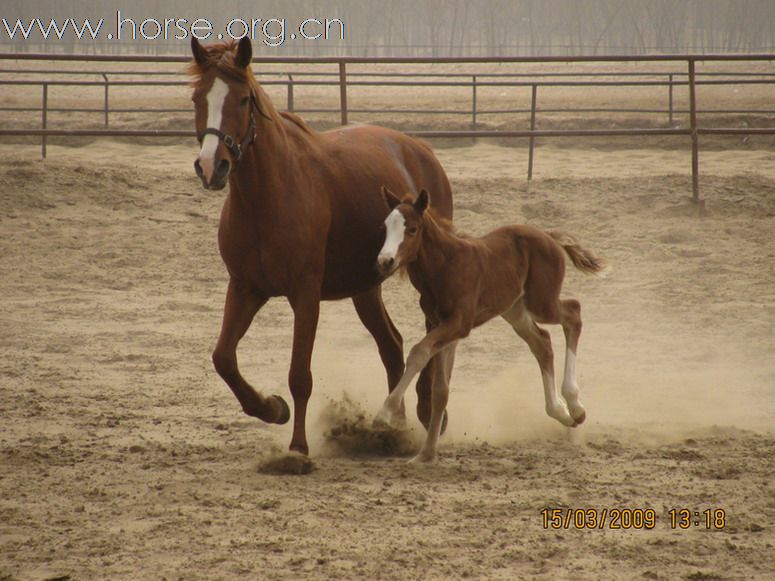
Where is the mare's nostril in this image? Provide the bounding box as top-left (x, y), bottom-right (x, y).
top-left (215, 159), bottom-right (231, 180)
top-left (194, 159), bottom-right (203, 178)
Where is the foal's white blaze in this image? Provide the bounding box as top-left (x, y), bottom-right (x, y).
top-left (198, 78), bottom-right (229, 183)
top-left (378, 208), bottom-right (406, 271)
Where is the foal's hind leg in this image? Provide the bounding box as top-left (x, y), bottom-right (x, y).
top-left (559, 299), bottom-right (586, 425)
top-left (502, 303), bottom-right (576, 427)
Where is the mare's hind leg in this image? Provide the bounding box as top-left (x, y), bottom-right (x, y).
top-left (212, 279), bottom-right (290, 425)
top-left (559, 299), bottom-right (586, 425)
top-left (352, 287), bottom-right (406, 420)
top-left (502, 303), bottom-right (576, 427)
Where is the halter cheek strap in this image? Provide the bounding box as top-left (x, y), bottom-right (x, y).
top-left (196, 92), bottom-right (272, 163)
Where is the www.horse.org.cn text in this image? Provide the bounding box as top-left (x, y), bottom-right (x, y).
top-left (1, 12), bottom-right (346, 47)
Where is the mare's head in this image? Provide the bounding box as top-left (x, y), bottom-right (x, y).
top-left (189, 36), bottom-right (268, 190)
top-left (376, 186), bottom-right (430, 276)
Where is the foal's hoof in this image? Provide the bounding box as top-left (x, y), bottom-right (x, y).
top-left (409, 450), bottom-right (437, 464)
top-left (272, 395), bottom-right (291, 425)
top-left (571, 410), bottom-right (586, 427)
top-left (372, 408), bottom-right (408, 432)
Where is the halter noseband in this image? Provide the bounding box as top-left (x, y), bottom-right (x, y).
top-left (196, 90), bottom-right (273, 163)
top-left (197, 109), bottom-right (256, 163)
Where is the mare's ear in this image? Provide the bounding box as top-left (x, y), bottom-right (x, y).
top-left (236, 36), bottom-right (253, 69)
top-left (191, 37), bottom-right (207, 66)
top-left (381, 186), bottom-right (402, 210)
top-left (414, 189), bottom-right (430, 214)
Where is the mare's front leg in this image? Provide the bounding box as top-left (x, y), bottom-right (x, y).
top-left (287, 287), bottom-right (322, 455)
top-left (212, 279), bottom-right (290, 424)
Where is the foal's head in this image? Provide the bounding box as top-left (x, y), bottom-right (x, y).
top-left (189, 37), bottom-right (269, 190)
top-left (377, 186), bottom-right (430, 276)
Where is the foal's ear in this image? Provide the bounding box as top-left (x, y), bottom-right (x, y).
top-left (381, 186), bottom-right (402, 210)
top-left (191, 37), bottom-right (207, 66)
top-left (414, 189), bottom-right (430, 214)
top-left (235, 36), bottom-right (253, 69)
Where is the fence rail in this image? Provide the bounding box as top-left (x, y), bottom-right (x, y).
top-left (2, 52), bottom-right (775, 203)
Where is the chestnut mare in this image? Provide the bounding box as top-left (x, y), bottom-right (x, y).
top-left (374, 188), bottom-right (604, 462)
top-left (189, 37), bottom-right (453, 455)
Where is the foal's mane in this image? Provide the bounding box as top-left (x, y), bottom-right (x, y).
top-left (423, 208), bottom-right (457, 235)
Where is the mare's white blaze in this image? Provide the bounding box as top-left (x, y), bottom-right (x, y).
top-left (198, 78), bottom-right (229, 183)
top-left (378, 208), bottom-right (406, 268)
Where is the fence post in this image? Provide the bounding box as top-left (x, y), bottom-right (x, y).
top-left (668, 73), bottom-right (674, 125)
top-left (41, 83), bottom-right (48, 159)
top-left (527, 84), bottom-right (538, 181)
top-left (472, 75), bottom-right (477, 130)
top-left (338, 62), bottom-right (348, 126)
top-left (287, 74), bottom-right (295, 112)
top-left (102, 73), bottom-right (109, 127)
top-left (688, 60), bottom-right (701, 204)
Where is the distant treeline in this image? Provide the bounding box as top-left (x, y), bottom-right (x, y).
top-left (2, 0), bottom-right (774, 56)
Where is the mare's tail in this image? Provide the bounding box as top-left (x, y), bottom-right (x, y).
top-left (548, 231), bottom-right (606, 275)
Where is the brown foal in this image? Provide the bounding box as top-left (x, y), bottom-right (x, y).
top-left (189, 37), bottom-right (453, 455)
top-left (374, 187), bottom-right (604, 462)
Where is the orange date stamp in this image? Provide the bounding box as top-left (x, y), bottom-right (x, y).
top-left (540, 508), bottom-right (726, 530)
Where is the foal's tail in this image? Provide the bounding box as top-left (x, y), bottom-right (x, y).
top-left (549, 231), bottom-right (606, 275)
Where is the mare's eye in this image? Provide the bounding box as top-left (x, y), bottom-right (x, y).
top-left (407, 227), bottom-right (418, 235)
top-left (239, 96), bottom-right (250, 106)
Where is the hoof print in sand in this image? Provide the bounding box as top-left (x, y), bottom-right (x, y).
top-left (258, 452), bottom-right (315, 475)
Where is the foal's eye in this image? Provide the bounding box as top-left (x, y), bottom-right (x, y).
top-left (239, 96), bottom-right (250, 106)
top-left (407, 227), bottom-right (418, 235)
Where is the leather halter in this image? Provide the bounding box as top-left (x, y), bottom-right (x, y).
top-left (196, 89), bottom-right (274, 163)
top-left (197, 109), bottom-right (256, 163)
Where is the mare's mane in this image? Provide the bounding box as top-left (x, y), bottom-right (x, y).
top-left (279, 111), bottom-right (314, 135)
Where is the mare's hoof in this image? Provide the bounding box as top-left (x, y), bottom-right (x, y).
top-left (272, 395), bottom-right (291, 425)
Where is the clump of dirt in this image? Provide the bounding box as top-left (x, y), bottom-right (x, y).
top-left (319, 393), bottom-right (419, 457)
top-left (257, 450), bottom-right (315, 475)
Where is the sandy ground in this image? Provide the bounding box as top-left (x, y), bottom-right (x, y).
top-left (2, 57), bottom-right (775, 579)
top-left (1, 137), bottom-right (774, 580)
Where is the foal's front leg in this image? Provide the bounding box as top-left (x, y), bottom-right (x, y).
top-left (373, 318), bottom-right (464, 431)
top-left (411, 342), bottom-right (457, 463)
